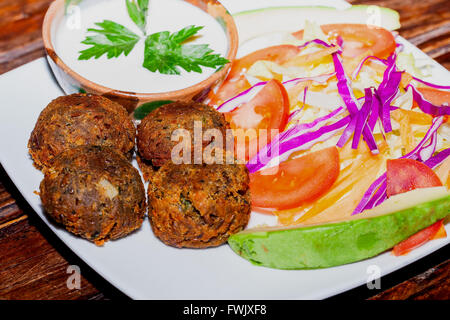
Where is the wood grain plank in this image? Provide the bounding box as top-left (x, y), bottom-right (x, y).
top-left (0, 0), bottom-right (52, 74)
top-left (0, 166), bottom-right (128, 300)
top-left (0, 180), bottom-right (25, 226)
top-left (348, 0), bottom-right (450, 65)
top-left (369, 259), bottom-right (450, 300)
top-left (0, 218), bottom-right (103, 300)
top-left (0, 0), bottom-right (449, 74)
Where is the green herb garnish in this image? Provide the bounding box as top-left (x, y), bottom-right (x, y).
top-left (125, 0), bottom-right (149, 35)
top-left (143, 26), bottom-right (229, 75)
top-left (134, 100), bottom-right (173, 120)
top-left (79, 20), bottom-right (140, 60)
top-left (78, 1), bottom-right (228, 75)
top-left (65, 0), bottom-right (82, 14)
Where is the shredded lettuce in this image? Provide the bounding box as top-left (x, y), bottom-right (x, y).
top-left (282, 20), bottom-right (329, 47)
top-left (396, 52), bottom-right (424, 78)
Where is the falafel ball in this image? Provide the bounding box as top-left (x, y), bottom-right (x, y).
top-left (29, 94), bottom-right (136, 169)
top-left (136, 101), bottom-right (229, 177)
top-left (40, 146), bottom-right (146, 245)
top-left (148, 160), bottom-right (251, 248)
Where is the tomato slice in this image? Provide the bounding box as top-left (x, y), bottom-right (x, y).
top-left (386, 159), bottom-right (443, 197)
top-left (292, 24), bottom-right (396, 59)
top-left (209, 75), bottom-right (251, 107)
top-left (413, 87), bottom-right (450, 108)
top-left (393, 220), bottom-right (446, 256)
top-left (209, 45), bottom-right (301, 105)
top-left (225, 79), bottom-right (290, 161)
top-left (250, 147), bottom-right (340, 210)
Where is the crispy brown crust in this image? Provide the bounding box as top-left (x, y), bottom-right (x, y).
top-left (148, 161), bottom-right (251, 248)
top-left (40, 146), bottom-right (146, 245)
top-left (136, 101), bottom-right (228, 168)
top-left (136, 153), bottom-right (158, 182)
top-left (29, 94), bottom-right (136, 169)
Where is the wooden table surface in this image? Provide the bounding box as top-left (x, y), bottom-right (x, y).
top-left (0, 0), bottom-right (449, 300)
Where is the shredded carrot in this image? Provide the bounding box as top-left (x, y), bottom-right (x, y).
top-left (295, 154), bottom-right (385, 225)
top-left (400, 72), bottom-right (413, 88)
top-left (287, 80), bottom-right (312, 107)
top-left (344, 51), bottom-right (374, 77)
top-left (274, 142), bottom-right (386, 226)
top-left (434, 156), bottom-right (450, 188)
top-left (391, 109), bottom-right (432, 125)
top-left (390, 109), bottom-right (434, 154)
top-left (432, 224), bottom-right (447, 240)
top-left (276, 210), bottom-right (300, 225)
top-left (398, 112), bottom-right (414, 154)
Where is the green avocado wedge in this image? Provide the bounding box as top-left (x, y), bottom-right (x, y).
top-left (234, 5), bottom-right (401, 45)
top-left (228, 187), bottom-right (450, 269)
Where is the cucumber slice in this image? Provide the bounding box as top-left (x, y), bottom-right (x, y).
top-left (234, 5), bottom-right (400, 45)
top-left (228, 187), bottom-right (449, 269)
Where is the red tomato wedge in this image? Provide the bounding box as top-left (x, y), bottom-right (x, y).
top-left (292, 24), bottom-right (396, 59)
top-left (386, 159), bottom-right (443, 197)
top-left (413, 87), bottom-right (450, 107)
top-left (393, 220), bottom-right (446, 256)
top-left (250, 147), bottom-right (340, 210)
top-left (225, 79), bottom-right (290, 161)
top-left (209, 45), bottom-right (301, 105)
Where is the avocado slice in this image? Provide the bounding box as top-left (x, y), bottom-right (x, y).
top-left (228, 187), bottom-right (449, 269)
top-left (234, 5), bottom-right (401, 45)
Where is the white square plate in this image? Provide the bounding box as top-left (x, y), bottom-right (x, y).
top-left (0, 0), bottom-right (448, 299)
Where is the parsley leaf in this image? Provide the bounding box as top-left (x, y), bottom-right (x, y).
top-left (125, 0), bottom-right (149, 34)
top-left (143, 25), bottom-right (229, 75)
top-left (78, 20), bottom-right (140, 60)
top-left (134, 100), bottom-right (174, 120)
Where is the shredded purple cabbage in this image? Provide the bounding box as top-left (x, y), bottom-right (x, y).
top-left (336, 35), bottom-right (344, 48)
top-left (404, 116), bottom-right (444, 161)
top-left (351, 56), bottom-right (387, 80)
top-left (424, 148), bottom-right (450, 169)
top-left (352, 88), bottom-right (373, 149)
top-left (332, 53), bottom-right (360, 115)
top-left (407, 85), bottom-right (450, 116)
top-left (336, 116), bottom-right (357, 148)
top-left (282, 73), bottom-right (335, 90)
top-left (217, 73), bottom-right (335, 113)
top-left (216, 81), bottom-right (266, 112)
top-left (377, 54), bottom-right (403, 133)
top-left (246, 110), bottom-right (348, 173)
top-left (412, 77), bottom-right (450, 90)
top-left (218, 39), bottom-right (449, 215)
top-left (297, 39), bottom-right (334, 50)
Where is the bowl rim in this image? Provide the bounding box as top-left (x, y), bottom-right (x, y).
top-left (42, 0), bottom-right (238, 100)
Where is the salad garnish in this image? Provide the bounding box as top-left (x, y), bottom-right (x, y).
top-left (78, 20), bottom-right (140, 60)
top-left (78, 0), bottom-right (228, 75)
top-left (143, 26), bottom-right (229, 75)
top-left (209, 21), bottom-right (450, 223)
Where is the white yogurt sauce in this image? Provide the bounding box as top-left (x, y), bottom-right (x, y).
top-left (54, 0), bottom-right (228, 93)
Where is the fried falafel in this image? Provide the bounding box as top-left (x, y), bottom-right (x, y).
top-left (40, 146), bottom-right (146, 245)
top-left (148, 160), bottom-right (251, 248)
top-left (29, 94), bottom-right (136, 169)
top-left (136, 101), bottom-right (229, 180)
